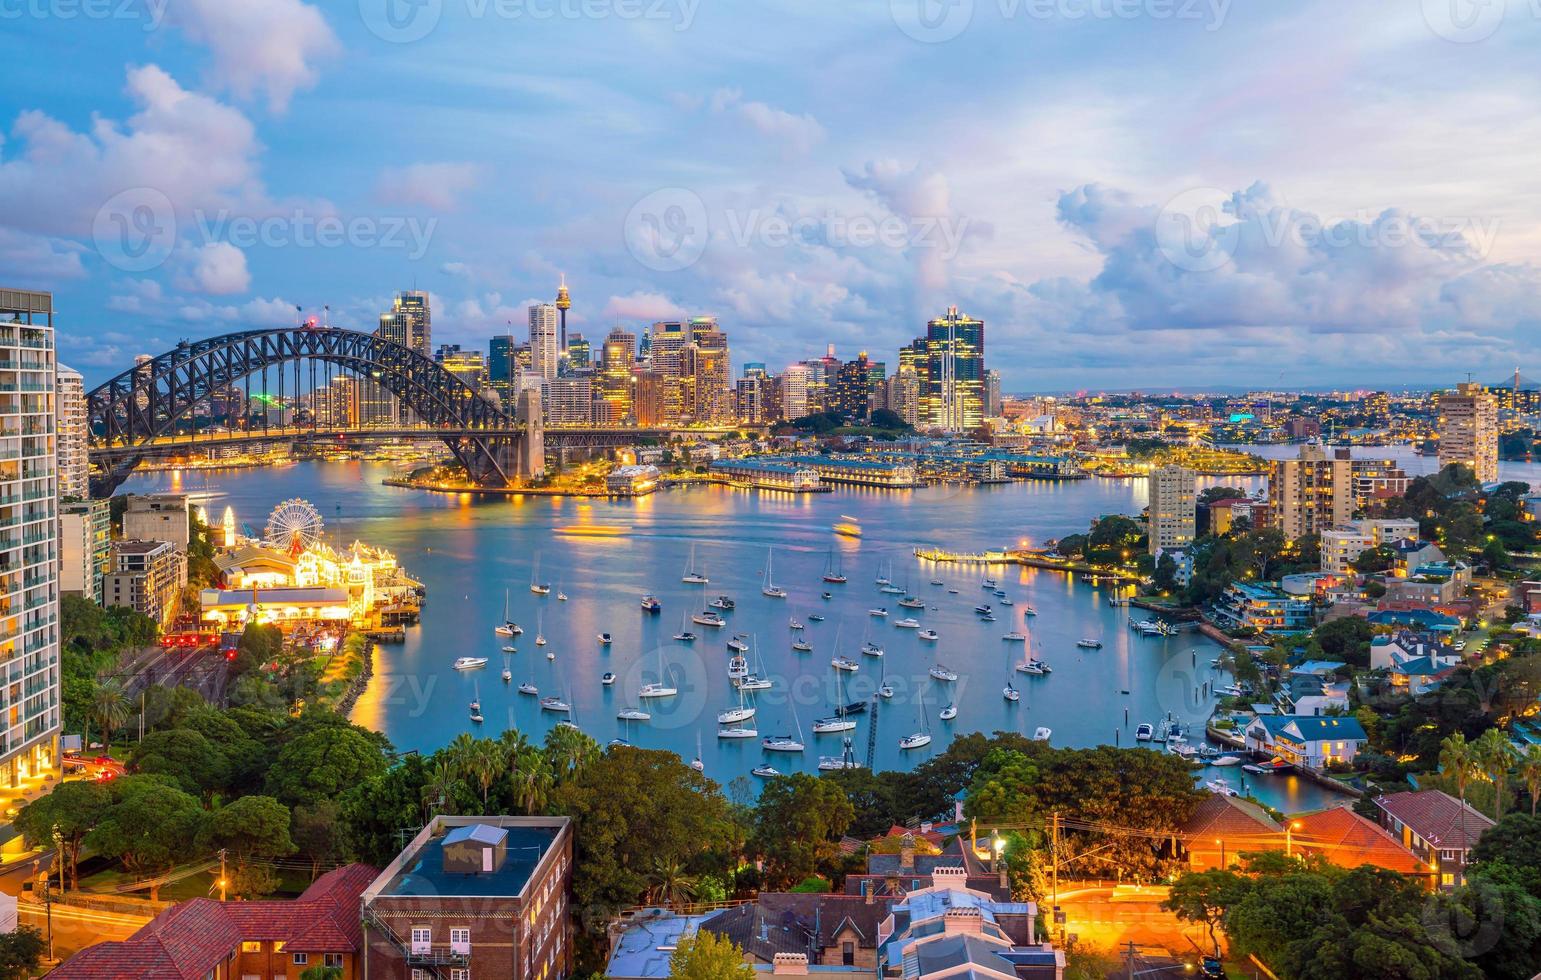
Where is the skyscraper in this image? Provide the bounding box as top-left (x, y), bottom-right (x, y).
top-left (684, 317), bottom-right (731, 424)
top-left (55, 363), bottom-right (88, 501)
top-left (1437, 382), bottom-right (1499, 484)
top-left (886, 365), bottom-right (921, 426)
top-left (780, 364), bottom-right (810, 421)
top-left (528, 303), bottom-right (560, 382)
top-left (833, 352), bottom-right (875, 422)
top-left (379, 291), bottom-right (431, 354)
top-left (1147, 465), bottom-right (1196, 556)
top-left (597, 328), bottom-right (636, 423)
top-left (566, 334), bottom-right (591, 371)
top-left (555, 275), bottom-right (571, 352)
top-left (985, 369), bottom-right (1002, 418)
top-left (923, 306), bottom-right (985, 431)
top-left (0, 287), bottom-right (60, 788)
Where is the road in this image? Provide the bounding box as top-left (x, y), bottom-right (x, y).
top-left (1049, 884), bottom-right (1213, 959)
top-left (19, 900), bottom-right (149, 961)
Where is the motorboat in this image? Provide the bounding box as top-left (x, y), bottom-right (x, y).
top-left (762, 733), bottom-right (805, 752)
top-left (738, 674), bottom-right (772, 692)
top-left (1210, 754), bottom-right (1243, 767)
top-left (1032, 727), bottom-right (1052, 742)
top-left (545, 649), bottom-right (555, 661)
top-left (502, 645), bottom-right (518, 654)
top-left (930, 578), bottom-right (944, 586)
top-left (556, 591), bottom-right (567, 601)
top-left (878, 683), bottom-right (894, 699)
top-left (751, 764), bottom-right (781, 777)
top-left (518, 681), bottom-right (539, 696)
top-left (1077, 638), bottom-right (1103, 649)
top-left (1015, 660), bottom-right (1045, 675)
top-left (617, 708), bottom-right (651, 721)
top-left (974, 604), bottom-right (993, 615)
top-left (601, 672), bottom-right (616, 685)
top-left (980, 613), bottom-right (997, 622)
top-left (868, 607), bottom-right (888, 618)
top-left (792, 639), bottom-right (813, 652)
top-left (640, 595), bottom-right (661, 613)
top-left (898, 596), bottom-right (925, 609)
top-left (597, 632), bottom-right (612, 645)
top-left (918, 629), bottom-right (940, 642)
top-left (540, 696), bottom-right (571, 713)
top-left (1002, 631), bottom-right (1027, 642)
top-left (1135, 723), bottom-right (1154, 741)
top-left (693, 611), bottom-right (726, 628)
top-left (608, 738), bottom-right (630, 748)
top-left (894, 618), bottom-right (921, 629)
top-left (982, 578), bottom-right (997, 590)
top-left (831, 657), bottom-right (858, 672)
top-left (809, 614), bottom-right (826, 623)
top-left (929, 665), bottom-right (958, 682)
top-left (1021, 605), bottom-right (1037, 616)
top-left (818, 755), bottom-right (864, 771)
top-left (822, 591), bottom-right (833, 600)
top-left (939, 703), bottom-right (957, 721)
top-left (727, 635), bottom-right (749, 653)
top-left (502, 662), bottom-right (513, 683)
top-left (861, 641), bottom-right (884, 657)
top-left (1003, 683), bottom-right (1020, 702)
top-left (453, 657), bottom-right (488, 670)
top-left (709, 595), bottom-right (736, 610)
top-left (1205, 778), bottom-right (1239, 797)
top-left (999, 597), bottom-right (1014, 607)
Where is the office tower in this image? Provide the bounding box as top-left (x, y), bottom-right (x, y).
top-left (780, 364), bottom-right (810, 421)
top-left (1437, 382), bottom-right (1499, 484)
top-left (1269, 444), bottom-right (1354, 541)
top-left (985, 369), bottom-right (1003, 418)
top-left (742, 362), bottom-right (767, 379)
top-left (565, 335), bottom-right (590, 371)
top-left (924, 306), bottom-right (985, 431)
top-left (1148, 465), bottom-right (1197, 556)
top-left (597, 328), bottom-right (636, 423)
top-left (528, 304), bottom-right (560, 381)
top-left (55, 363), bottom-right (88, 500)
top-left (379, 290), bottom-right (431, 354)
top-left (488, 334), bottom-right (518, 404)
top-left (735, 375), bottom-right (765, 424)
top-left (833, 352), bottom-right (875, 422)
top-left (544, 376), bottom-right (593, 426)
top-left (0, 287), bottom-right (60, 788)
top-left (682, 319), bottom-right (731, 424)
top-left (866, 359), bottom-right (888, 411)
top-left (555, 275), bottom-right (571, 351)
top-left (634, 369), bottom-right (669, 427)
top-left (886, 365), bottom-right (921, 426)
top-left (439, 348), bottom-right (488, 393)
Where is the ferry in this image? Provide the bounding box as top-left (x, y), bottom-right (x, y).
top-left (452, 657), bottom-right (487, 670)
top-left (640, 595), bottom-right (661, 613)
top-left (833, 516), bottom-right (863, 538)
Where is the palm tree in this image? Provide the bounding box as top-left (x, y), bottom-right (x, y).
top-left (1440, 733), bottom-right (1477, 842)
top-left (510, 746), bottom-right (552, 815)
top-left (543, 726), bottom-right (598, 782)
top-left (649, 857), bottom-right (699, 907)
top-left (422, 757), bottom-right (462, 819)
top-left (446, 732), bottom-right (479, 774)
top-left (466, 739), bottom-right (502, 808)
top-left (1519, 744), bottom-right (1541, 817)
top-left (1473, 728), bottom-right (1512, 819)
top-left (91, 682), bottom-right (131, 747)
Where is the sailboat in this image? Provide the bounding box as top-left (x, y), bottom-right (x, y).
top-left (877, 657), bottom-right (894, 699)
top-left (638, 645), bottom-right (678, 699)
top-left (818, 736), bottom-right (864, 771)
top-left (691, 734), bottom-right (705, 772)
top-left (822, 547), bottom-right (847, 584)
top-left (673, 612), bottom-right (698, 643)
top-left (879, 560), bottom-right (905, 595)
top-left (761, 702), bottom-right (805, 752)
top-left (494, 589), bottom-right (520, 636)
top-left (682, 544), bottom-right (710, 585)
top-left (899, 691), bottom-right (932, 750)
top-left (530, 555), bottom-right (551, 595)
top-left (469, 681), bottom-right (483, 723)
top-left (518, 657), bottom-right (538, 696)
top-left (860, 621), bottom-right (883, 658)
top-left (556, 576), bottom-right (567, 602)
top-left (535, 610), bottom-right (547, 647)
top-left (737, 636), bottom-right (772, 691)
top-left (761, 547), bottom-right (787, 598)
top-left (718, 687), bottom-right (756, 724)
top-left (813, 672), bottom-right (857, 733)
top-left (501, 652), bottom-right (512, 684)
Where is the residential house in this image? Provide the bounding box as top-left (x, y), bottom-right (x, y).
top-left (1211, 581), bottom-right (1314, 633)
top-left (1389, 539), bottom-right (1445, 578)
top-left (1372, 790), bottom-right (1495, 890)
top-left (1176, 794), bottom-right (1282, 871)
top-left (1320, 518), bottom-right (1421, 575)
top-left (876, 871), bottom-right (1061, 979)
top-left (1366, 608), bottom-right (1462, 633)
top-left (1243, 714), bottom-right (1367, 769)
top-left (1383, 562), bottom-right (1472, 606)
top-left (51, 864), bottom-right (378, 978)
top-left (1290, 805), bottom-right (1426, 881)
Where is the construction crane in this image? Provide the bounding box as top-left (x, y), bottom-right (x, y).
top-left (865, 695), bottom-right (879, 770)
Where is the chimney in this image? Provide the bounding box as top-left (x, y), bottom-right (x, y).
top-left (773, 953), bottom-right (810, 975)
top-left (941, 908), bottom-right (985, 936)
top-left (900, 840), bottom-right (915, 872)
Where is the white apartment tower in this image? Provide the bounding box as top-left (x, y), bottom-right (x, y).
top-left (55, 364), bottom-right (87, 501)
top-left (528, 303), bottom-right (560, 382)
top-left (1437, 382), bottom-right (1499, 485)
top-left (1147, 464), bottom-right (1196, 556)
top-left (0, 288), bottom-right (60, 788)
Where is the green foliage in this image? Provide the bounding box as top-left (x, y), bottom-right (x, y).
top-left (1313, 616), bottom-right (1375, 668)
top-left (298, 967), bottom-right (343, 980)
top-left (668, 931), bottom-right (754, 980)
top-left (233, 622), bottom-right (284, 677)
top-left (789, 875), bottom-right (832, 893)
top-left (130, 728), bottom-right (231, 796)
top-left (751, 772), bottom-right (855, 887)
top-left (14, 780), bottom-right (113, 888)
top-left (202, 795), bottom-right (296, 898)
top-left (60, 594), bottom-right (157, 737)
top-left (85, 776), bottom-right (205, 893)
top-left (292, 800), bottom-right (351, 878)
top-left (1163, 868), bottom-right (1249, 951)
top-left (0, 926), bottom-right (46, 980)
top-left (265, 724), bottom-right (390, 807)
top-left (1470, 813), bottom-right (1541, 892)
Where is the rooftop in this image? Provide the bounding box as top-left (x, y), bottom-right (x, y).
top-left (1374, 790), bottom-right (1495, 851)
top-left (370, 817), bottom-right (565, 900)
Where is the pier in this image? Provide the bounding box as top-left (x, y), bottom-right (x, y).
top-left (913, 547), bottom-right (1145, 583)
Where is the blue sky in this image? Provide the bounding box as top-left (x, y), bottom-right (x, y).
top-left (3, 0), bottom-right (1539, 390)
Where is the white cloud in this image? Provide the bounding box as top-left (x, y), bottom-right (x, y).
top-left (602, 290), bottom-right (685, 322)
top-left (374, 163), bottom-right (483, 211)
top-left (709, 89), bottom-right (825, 156)
top-left (0, 228), bottom-right (85, 281)
top-left (161, 0), bottom-right (339, 113)
top-left (176, 241), bottom-right (250, 295)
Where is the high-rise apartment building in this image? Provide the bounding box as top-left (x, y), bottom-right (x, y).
top-left (682, 319), bottom-right (731, 424)
top-left (0, 287), bottom-right (61, 788)
top-left (1147, 465), bottom-right (1197, 556)
top-left (832, 353), bottom-right (876, 422)
top-left (780, 364), bottom-right (811, 421)
top-left (1437, 382), bottom-right (1499, 484)
top-left (985, 369), bottom-right (1003, 419)
top-left (544, 376), bottom-right (593, 427)
top-left (886, 365), bottom-right (921, 426)
top-left (60, 499), bottom-right (110, 602)
top-left (1269, 444), bottom-right (1354, 541)
top-left (55, 364), bottom-right (87, 501)
top-left (922, 307), bottom-right (985, 431)
top-left (528, 304), bottom-right (560, 382)
top-left (734, 375), bottom-right (765, 424)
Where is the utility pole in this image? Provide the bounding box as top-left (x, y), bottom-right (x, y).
top-left (218, 849), bottom-right (227, 902)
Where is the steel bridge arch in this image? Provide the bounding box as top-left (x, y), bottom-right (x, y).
top-left (86, 326), bottom-right (525, 496)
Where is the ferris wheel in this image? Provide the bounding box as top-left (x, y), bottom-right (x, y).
top-left (265, 498), bottom-right (325, 553)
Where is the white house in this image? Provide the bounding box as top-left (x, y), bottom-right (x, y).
top-left (1244, 714), bottom-right (1367, 769)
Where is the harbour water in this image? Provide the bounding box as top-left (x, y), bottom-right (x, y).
top-left (122, 452), bottom-right (1541, 814)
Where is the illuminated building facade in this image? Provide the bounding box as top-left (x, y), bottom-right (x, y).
top-left (1437, 382), bottom-right (1498, 484)
top-left (921, 307), bottom-right (984, 431)
top-left (1147, 464), bottom-right (1196, 556)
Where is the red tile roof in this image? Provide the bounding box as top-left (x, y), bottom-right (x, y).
top-left (1374, 790), bottom-right (1496, 851)
top-left (1178, 794), bottom-right (1283, 847)
top-left (50, 864), bottom-right (379, 978)
top-left (1291, 805), bottom-right (1425, 875)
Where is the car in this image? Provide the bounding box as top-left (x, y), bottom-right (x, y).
top-left (1199, 955), bottom-right (1227, 978)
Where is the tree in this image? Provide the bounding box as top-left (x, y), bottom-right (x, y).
top-left (91, 681), bottom-right (131, 746)
top-left (85, 777), bottom-right (205, 900)
top-left (298, 967), bottom-right (343, 980)
top-left (14, 780), bottom-right (112, 888)
top-left (1473, 728), bottom-right (1513, 819)
top-left (648, 856), bottom-right (699, 906)
top-left (266, 726), bottom-right (389, 807)
top-left (751, 773), bottom-right (855, 887)
top-left (0, 926), bottom-right (46, 980)
top-left (1313, 616), bottom-right (1375, 667)
top-left (668, 931), bottom-right (754, 980)
top-left (293, 800), bottom-right (350, 880)
top-left (1440, 733), bottom-right (1478, 831)
top-left (130, 728), bottom-right (231, 796)
top-left (233, 622), bottom-right (284, 676)
top-left (1520, 744), bottom-right (1541, 817)
top-left (1470, 813), bottom-right (1541, 892)
top-left (201, 795), bottom-right (296, 898)
top-left (544, 725), bottom-right (600, 781)
top-left (1163, 869), bottom-right (1250, 953)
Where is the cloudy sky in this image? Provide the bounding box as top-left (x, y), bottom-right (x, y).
top-left (3, 0), bottom-right (1539, 390)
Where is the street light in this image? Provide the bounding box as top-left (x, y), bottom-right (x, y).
top-left (1286, 820), bottom-right (1301, 858)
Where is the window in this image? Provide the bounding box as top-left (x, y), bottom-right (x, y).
top-left (842, 941), bottom-right (855, 966)
top-left (450, 970), bottom-right (469, 980)
top-left (324, 953), bottom-right (345, 968)
top-left (410, 927), bottom-right (432, 954)
top-left (291, 953), bottom-right (307, 966)
top-left (450, 928), bottom-right (471, 955)
top-left (411, 971), bottom-right (427, 980)
top-left (240, 941), bottom-right (262, 953)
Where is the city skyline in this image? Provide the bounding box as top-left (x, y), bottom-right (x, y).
top-left (4, 5), bottom-right (1541, 388)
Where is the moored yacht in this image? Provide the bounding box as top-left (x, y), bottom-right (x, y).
top-left (453, 656), bottom-right (487, 670)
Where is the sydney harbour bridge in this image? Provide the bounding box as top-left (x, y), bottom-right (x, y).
top-left (85, 325), bottom-right (710, 497)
